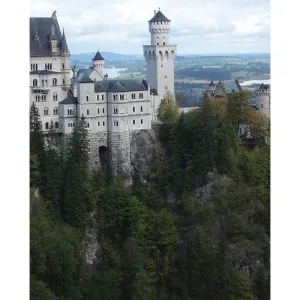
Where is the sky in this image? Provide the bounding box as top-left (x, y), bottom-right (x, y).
top-left (29, 0), bottom-right (270, 55)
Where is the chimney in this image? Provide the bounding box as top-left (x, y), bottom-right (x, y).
top-left (154, 10), bottom-right (156, 16)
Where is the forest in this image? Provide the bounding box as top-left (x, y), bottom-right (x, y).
top-left (30, 91), bottom-right (270, 300)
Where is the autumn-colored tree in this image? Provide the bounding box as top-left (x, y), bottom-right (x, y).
top-left (157, 91), bottom-right (180, 122)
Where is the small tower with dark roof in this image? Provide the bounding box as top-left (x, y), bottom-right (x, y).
top-left (92, 51), bottom-right (105, 77)
top-left (60, 29), bottom-right (71, 91)
top-left (255, 82), bottom-right (270, 117)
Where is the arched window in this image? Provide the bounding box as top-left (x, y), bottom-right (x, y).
top-left (113, 107), bottom-right (118, 114)
top-left (45, 79), bottom-right (48, 86)
top-left (45, 122), bottom-right (49, 129)
top-left (37, 95), bottom-right (40, 101)
top-left (55, 121), bottom-right (59, 129)
top-left (41, 79), bottom-right (44, 87)
top-left (103, 108), bottom-right (105, 113)
top-left (33, 79), bottom-right (38, 86)
top-left (140, 106), bottom-right (143, 112)
top-left (62, 79), bottom-right (65, 85)
top-left (53, 93), bottom-right (58, 101)
top-left (87, 109), bottom-right (89, 115)
top-left (97, 108), bottom-right (100, 114)
top-left (87, 123), bottom-right (90, 128)
top-left (52, 78), bottom-right (57, 86)
top-left (53, 107), bottom-right (58, 115)
top-left (97, 95), bottom-right (99, 101)
top-left (35, 95), bottom-right (38, 101)
top-left (62, 63), bottom-right (64, 69)
top-left (86, 96), bottom-right (89, 102)
top-left (133, 107), bottom-right (135, 112)
top-left (47, 63), bottom-right (50, 70)
top-left (36, 63), bottom-right (38, 70)
top-left (50, 63), bottom-right (52, 70)
top-left (41, 95), bottom-right (44, 101)
top-left (44, 108), bottom-right (49, 115)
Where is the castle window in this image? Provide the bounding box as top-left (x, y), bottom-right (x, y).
top-left (53, 93), bottom-right (58, 101)
top-left (50, 63), bottom-right (52, 70)
top-left (113, 107), bottom-right (118, 114)
top-left (161, 64), bottom-right (163, 68)
top-left (164, 75), bottom-right (167, 78)
top-left (120, 94), bottom-right (125, 100)
top-left (163, 42), bottom-right (165, 45)
top-left (87, 123), bottom-right (90, 128)
top-left (86, 96), bottom-right (89, 102)
top-left (98, 108), bottom-right (100, 114)
top-left (102, 95), bottom-right (104, 100)
top-left (133, 120), bottom-right (135, 125)
top-left (44, 108), bottom-right (49, 115)
top-left (133, 107), bottom-right (135, 112)
top-left (53, 108), bottom-right (58, 115)
top-left (35, 95), bottom-right (38, 101)
top-left (62, 79), bottom-right (65, 85)
top-left (35, 63), bottom-right (38, 70)
top-left (103, 108), bottom-right (105, 114)
top-left (37, 95), bottom-right (40, 101)
top-left (103, 121), bottom-right (105, 126)
top-left (114, 120), bottom-right (119, 126)
top-left (33, 34), bottom-right (38, 40)
top-left (157, 43), bottom-right (159, 45)
top-left (62, 63), bottom-right (64, 69)
top-left (131, 93), bottom-right (136, 99)
top-left (140, 106), bottom-right (143, 112)
top-left (113, 95), bottom-right (116, 100)
top-left (98, 121), bottom-right (100, 126)
top-left (87, 109), bottom-right (89, 116)
top-left (141, 119), bottom-right (143, 124)
top-left (45, 122), bottom-right (49, 129)
top-left (41, 80), bottom-right (44, 87)
top-left (33, 79), bottom-right (38, 86)
top-left (55, 122), bottom-right (59, 129)
top-left (139, 93), bottom-right (143, 99)
top-left (97, 95), bottom-right (99, 101)
top-left (52, 78), bottom-right (57, 86)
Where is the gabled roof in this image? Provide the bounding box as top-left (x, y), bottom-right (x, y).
top-left (30, 15), bottom-right (67, 56)
top-left (150, 88), bottom-right (158, 95)
top-left (209, 81), bottom-right (215, 87)
top-left (259, 83), bottom-right (270, 90)
top-left (92, 51), bottom-right (105, 61)
top-left (94, 79), bottom-right (148, 93)
top-left (60, 90), bottom-right (78, 105)
top-left (76, 69), bottom-right (94, 83)
top-left (149, 10), bottom-right (170, 22)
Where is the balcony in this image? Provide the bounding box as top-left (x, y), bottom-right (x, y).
top-left (31, 85), bottom-right (50, 94)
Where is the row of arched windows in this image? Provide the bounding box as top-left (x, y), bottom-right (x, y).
top-left (45, 122), bottom-right (59, 130)
top-left (31, 63), bottom-right (38, 70)
top-left (67, 109), bottom-right (75, 115)
top-left (113, 107), bottom-right (118, 114)
top-left (32, 78), bottom-right (57, 87)
top-left (35, 95), bottom-right (47, 101)
top-left (45, 63), bottom-right (52, 70)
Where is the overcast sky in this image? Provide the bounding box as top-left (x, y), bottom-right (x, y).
top-left (30, 0), bottom-right (270, 55)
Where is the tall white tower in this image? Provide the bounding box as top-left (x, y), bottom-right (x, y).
top-left (143, 9), bottom-right (177, 104)
top-left (92, 51), bottom-right (105, 77)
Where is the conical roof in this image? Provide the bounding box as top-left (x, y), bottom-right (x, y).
top-left (60, 30), bottom-right (69, 53)
top-left (92, 51), bottom-right (105, 61)
top-left (209, 81), bottom-right (215, 87)
top-left (149, 10), bottom-right (170, 22)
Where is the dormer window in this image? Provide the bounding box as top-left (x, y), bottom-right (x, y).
top-left (33, 34), bottom-right (38, 40)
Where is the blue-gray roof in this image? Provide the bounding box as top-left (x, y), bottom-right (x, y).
top-left (60, 30), bottom-right (69, 53)
top-left (149, 10), bottom-right (170, 22)
top-left (76, 69), bottom-right (94, 83)
top-left (61, 89), bottom-right (78, 104)
top-left (30, 16), bottom-right (66, 56)
top-left (94, 79), bottom-right (148, 93)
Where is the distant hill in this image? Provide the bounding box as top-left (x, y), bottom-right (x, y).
top-left (71, 52), bottom-right (143, 62)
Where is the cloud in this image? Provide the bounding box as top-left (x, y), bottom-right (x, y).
top-left (30, 0), bottom-right (270, 54)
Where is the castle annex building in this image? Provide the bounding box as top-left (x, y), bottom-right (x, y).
top-left (30, 9), bottom-right (176, 175)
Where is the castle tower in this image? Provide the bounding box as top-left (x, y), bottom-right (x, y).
top-left (60, 29), bottom-right (71, 91)
top-left (143, 9), bottom-right (177, 109)
top-left (256, 83), bottom-right (270, 118)
top-left (92, 51), bottom-right (105, 77)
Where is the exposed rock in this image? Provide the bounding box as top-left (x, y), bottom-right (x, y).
top-left (130, 129), bottom-right (158, 181)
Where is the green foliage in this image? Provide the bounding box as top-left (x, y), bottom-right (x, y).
top-left (157, 91), bottom-right (180, 122)
top-left (30, 93), bottom-right (269, 299)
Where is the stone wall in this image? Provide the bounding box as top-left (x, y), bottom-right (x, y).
top-left (61, 128), bottom-right (159, 182)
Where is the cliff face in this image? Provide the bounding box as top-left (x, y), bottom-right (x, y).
top-left (130, 129), bottom-right (159, 181)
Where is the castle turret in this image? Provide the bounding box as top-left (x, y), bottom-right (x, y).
top-left (255, 83), bottom-right (270, 117)
top-left (72, 65), bottom-right (79, 79)
top-left (92, 51), bottom-right (105, 77)
top-left (143, 8), bottom-right (177, 115)
top-left (60, 29), bottom-right (71, 91)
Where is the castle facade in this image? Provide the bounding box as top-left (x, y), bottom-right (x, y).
top-left (30, 9), bottom-right (176, 175)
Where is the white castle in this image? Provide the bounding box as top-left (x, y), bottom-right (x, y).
top-left (30, 9), bottom-right (176, 175)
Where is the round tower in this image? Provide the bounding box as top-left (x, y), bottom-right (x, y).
top-left (256, 83), bottom-right (270, 117)
top-left (143, 8), bottom-right (177, 114)
top-left (92, 51), bottom-right (105, 76)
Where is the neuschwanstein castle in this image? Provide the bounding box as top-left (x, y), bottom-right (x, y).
top-left (30, 9), bottom-right (177, 174)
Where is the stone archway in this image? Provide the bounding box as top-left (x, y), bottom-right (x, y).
top-left (99, 145), bottom-right (108, 168)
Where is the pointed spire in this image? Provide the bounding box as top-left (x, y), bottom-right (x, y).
top-left (60, 29), bottom-right (69, 53)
